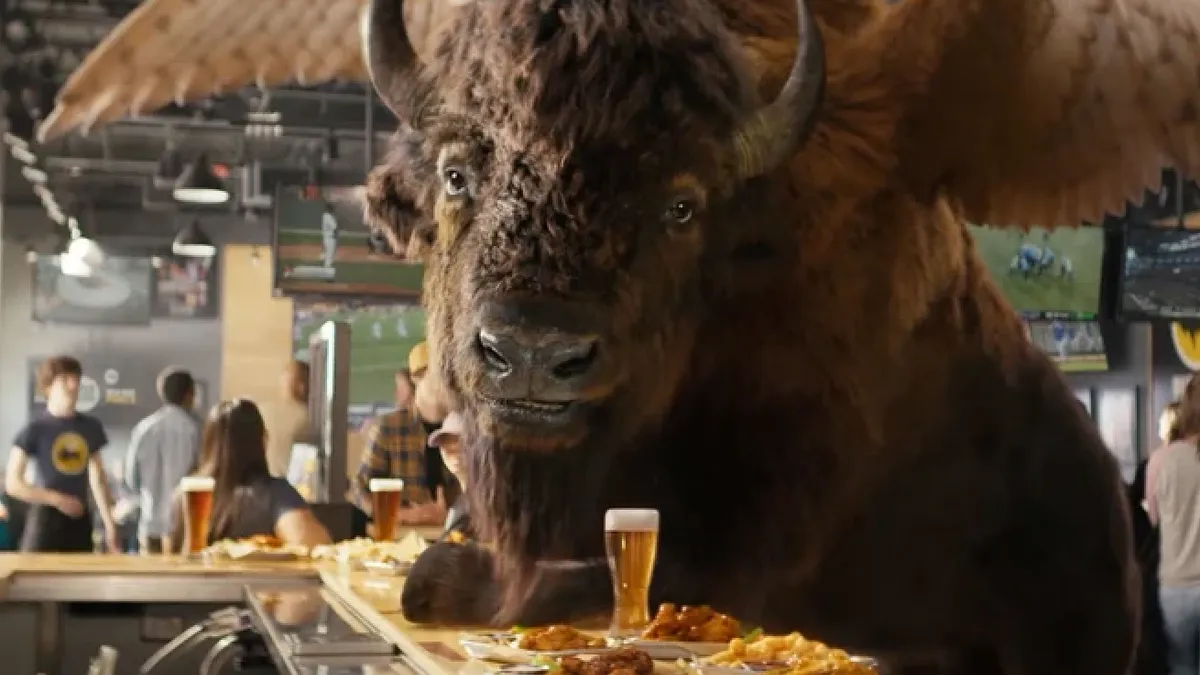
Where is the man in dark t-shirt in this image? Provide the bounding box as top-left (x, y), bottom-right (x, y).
top-left (4, 355), bottom-right (119, 553)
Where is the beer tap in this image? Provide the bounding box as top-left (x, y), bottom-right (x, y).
top-left (199, 634), bottom-right (241, 675)
top-left (140, 607), bottom-right (252, 674)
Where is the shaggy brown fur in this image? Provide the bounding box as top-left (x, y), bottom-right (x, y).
top-left (365, 1), bottom-right (1138, 674)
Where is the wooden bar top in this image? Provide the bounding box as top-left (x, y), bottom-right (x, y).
top-left (0, 552), bottom-right (482, 675)
top-left (0, 553), bottom-right (321, 576)
top-left (322, 569), bottom-right (472, 675)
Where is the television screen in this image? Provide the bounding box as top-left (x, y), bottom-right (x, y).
top-left (33, 255), bottom-right (154, 325)
top-left (153, 256), bottom-right (218, 318)
top-left (967, 224), bottom-right (1104, 320)
top-left (1120, 227), bottom-right (1200, 319)
top-left (273, 186), bottom-right (424, 298)
top-left (1023, 320), bottom-right (1109, 372)
top-left (293, 300), bottom-right (427, 428)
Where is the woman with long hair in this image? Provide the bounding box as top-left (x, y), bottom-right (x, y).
top-left (1148, 376), bottom-right (1200, 675)
top-left (173, 400), bottom-right (330, 547)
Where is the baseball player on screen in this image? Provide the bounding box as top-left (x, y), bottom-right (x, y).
top-left (321, 203), bottom-right (339, 269)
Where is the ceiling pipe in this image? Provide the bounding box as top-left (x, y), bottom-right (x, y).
top-left (109, 116), bottom-right (391, 142)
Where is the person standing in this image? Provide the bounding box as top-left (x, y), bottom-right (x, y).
top-left (1149, 376), bottom-right (1200, 675)
top-left (4, 356), bottom-right (119, 553)
top-left (321, 203), bottom-right (339, 269)
top-left (125, 368), bottom-right (202, 554)
top-left (265, 360), bottom-right (312, 478)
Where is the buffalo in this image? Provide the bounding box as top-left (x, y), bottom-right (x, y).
top-left (360, 0), bottom-right (1163, 673)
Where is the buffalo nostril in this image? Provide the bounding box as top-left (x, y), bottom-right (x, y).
top-left (550, 340), bottom-right (599, 380)
top-left (477, 329), bottom-right (512, 374)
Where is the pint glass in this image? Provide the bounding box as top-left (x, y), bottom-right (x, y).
top-left (605, 508), bottom-right (659, 636)
top-left (180, 476), bottom-right (215, 555)
top-left (370, 478), bottom-right (405, 542)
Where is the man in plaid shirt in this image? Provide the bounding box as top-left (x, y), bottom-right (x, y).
top-left (352, 404), bottom-right (442, 525)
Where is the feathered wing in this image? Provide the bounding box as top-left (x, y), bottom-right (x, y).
top-left (878, 0), bottom-right (1200, 228)
top-left (37, 0), bottom-right (455, 142)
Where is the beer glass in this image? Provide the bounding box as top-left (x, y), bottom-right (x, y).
top-left (370, 478), bottom-right (405, 542)
top-left (605, 508), bottom-right (660, 636)
top-left (180, 476), bottom-right (215, 555)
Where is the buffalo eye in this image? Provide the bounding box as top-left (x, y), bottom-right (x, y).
top-left (665, 198), bottom-right (696, 232)
top-left (443, 168), bottom-right (469, 198)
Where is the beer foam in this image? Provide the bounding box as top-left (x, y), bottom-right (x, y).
top-left (369, 478), bottom-right (406, 492)
top-left (605, 508), bottom-right (659, 532)
top-left (179, 476), bottom-right (214, 491)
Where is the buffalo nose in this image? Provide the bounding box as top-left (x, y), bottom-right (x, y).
top-left (475, 323), bottom-right (604, 401)
top-left (478, 327), bottom-right (599, 379)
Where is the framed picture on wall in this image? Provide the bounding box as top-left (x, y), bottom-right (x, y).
top-left (1074, 389), bottom-right (1094, 417)
top-left (1096, 388), bottom-right (1139, 482)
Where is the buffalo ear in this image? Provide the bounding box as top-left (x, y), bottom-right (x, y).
top-left (363, 163), bottom-right (434, 262)
top-left (405, 223), bottom-right (437, 263)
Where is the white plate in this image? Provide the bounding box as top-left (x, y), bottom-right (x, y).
top-left (361, 559), bottom-right (413, 576)
top-left (204, 548), bottom-right (300, 563)
top-left (621, 640), bottom-right (727, 659)
top-left (459, 633), bottom-right (614, 663)
top-left (695, 656), bottom-right (880, 674)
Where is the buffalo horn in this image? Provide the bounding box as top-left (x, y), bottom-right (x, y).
top-left (364, 0), bottom-right (425, 123)
top-left (731, 0), bottom-right (825, 179)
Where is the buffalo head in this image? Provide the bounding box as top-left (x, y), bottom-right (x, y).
top-left (365, 0), bottom-right (823, 452)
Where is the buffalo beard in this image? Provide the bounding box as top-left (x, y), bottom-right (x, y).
top-left (464, 414), bottom-right (616, 619)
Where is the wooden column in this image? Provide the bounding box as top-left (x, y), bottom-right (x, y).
top-left (220, 244), bottom-right (293, 404)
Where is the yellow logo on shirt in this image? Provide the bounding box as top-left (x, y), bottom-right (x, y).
top-left (50, 432), bottom-right (90, 475)
top-left (1171, 322), bottom-right (1200, 372)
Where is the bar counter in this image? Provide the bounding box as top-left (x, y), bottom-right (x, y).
top-left (0, 553), bottom-right (320, 603)
top-left (0, 552), bottom-right (469, 675)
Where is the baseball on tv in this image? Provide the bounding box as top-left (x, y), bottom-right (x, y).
top-left (272, 185), bottom-right (424, 299)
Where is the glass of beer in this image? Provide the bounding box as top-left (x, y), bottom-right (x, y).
top-left (605, 508), bottom-right (660, 636)
top-left (180, 476), bottom-right (215, 556)
top-left (370, 478), bottom-right (405, 542)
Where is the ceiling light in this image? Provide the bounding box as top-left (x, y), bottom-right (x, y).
top-left (65, 236), bottom-right (104, 269)
top-left (172, 220), bottom-right (216, 257)
top-left (59, 253), bottom-right (95, 278)
top-left (173, 154), bottom-right (229, 204)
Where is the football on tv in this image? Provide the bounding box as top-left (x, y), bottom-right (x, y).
top-left (1024, 320), bottom-right (1108, 373)
top-left (293, 301), bottom-right (427, 427)
top-left (968, 224), bottom-right (1104, 320)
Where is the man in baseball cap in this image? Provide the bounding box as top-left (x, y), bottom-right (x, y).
top-left (408, 342), bottom-right (429, 383)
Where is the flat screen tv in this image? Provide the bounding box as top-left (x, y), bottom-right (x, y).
top-left (153, 255), bottom-right (218, 318)
top-left (273, 186), bottom-right (424, 299)
top-left (1119, 226), bottom-right (1200, 319)
top-left (967, 224), bottom-right (1104, 320)
top-left (1023, 320), bottom-right (1109, 372)
top-left (293, 300), bottom-right (427, 429)
top-left (32, 255), bottom-right (154, 325)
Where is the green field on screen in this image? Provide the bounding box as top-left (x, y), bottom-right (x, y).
top-left (278, 230), bottom-right (370, 245)
top-left (278, 259), bottom-right (424, 288)
top-left (294, 305), bottom-right (427, 406)
top-left (968, 225), bottom-right (1103, 316)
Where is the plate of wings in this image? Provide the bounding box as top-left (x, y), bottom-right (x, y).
top-left (460, 625), bottom-right (615, 663)
top-left (620, 604), bottom-right (746, 659)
